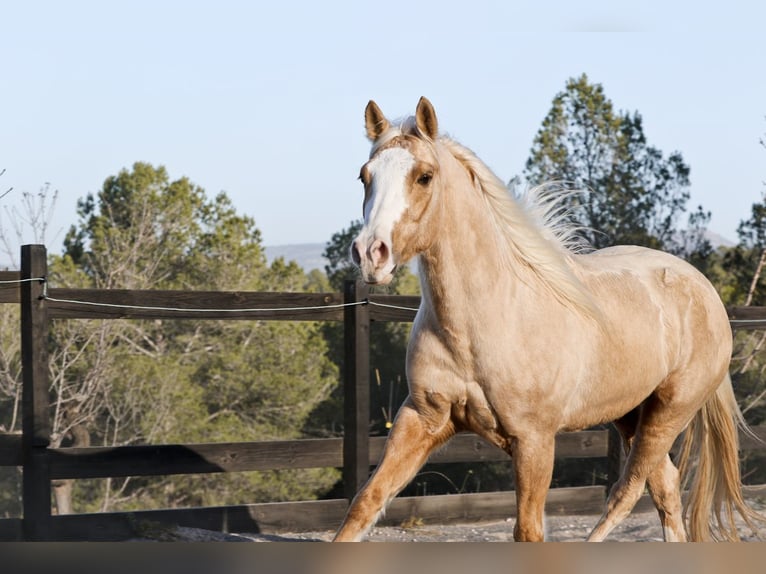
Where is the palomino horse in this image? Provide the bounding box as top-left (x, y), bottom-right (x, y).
top-left (334, 97), bottom-right (763, 542)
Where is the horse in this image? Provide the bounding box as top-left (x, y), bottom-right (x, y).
top-left (333, 96), bottom-right (763, 542)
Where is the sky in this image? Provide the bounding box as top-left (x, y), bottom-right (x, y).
top-left (1, 1), bottom-right (765, 262)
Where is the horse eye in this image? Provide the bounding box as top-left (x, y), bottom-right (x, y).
top-left (417, 173), bottom-right (433, 186)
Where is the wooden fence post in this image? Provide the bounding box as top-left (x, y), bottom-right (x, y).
top-left (21, 244), bottom-right (52, 540)
top-left (343, 280), bottom-right (370, 501)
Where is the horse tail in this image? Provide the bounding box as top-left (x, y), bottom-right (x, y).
top-left (677, 373), bottom-right (764, 541)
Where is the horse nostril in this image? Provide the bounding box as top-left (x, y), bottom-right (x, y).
top-left (378, 241), bottom-right (389, 264)
top-left (350, 241), bottom-right (362, 266)
top-left (369, 239), bottom-right (390, 268)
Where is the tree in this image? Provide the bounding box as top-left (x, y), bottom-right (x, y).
top-left (323, 223), bottom-right (362, 292)
top-left (0, 184), bottom-right (61, 435)
top-left (524, 74), bottom-right (711, 261)
top-left (722, 122), bottom-right (766, 306)
top-left (0, 182), bottom-right (59, 269)
top-left (722, 122), bottom-right (766, 432)
top-left (43, 162), bottom-right (339, 513)
top-left (0, 283), bottom-right (22, 518)
top-left (0, 182), bottom-right (60, 517)
top-left (723, 201), bottom-right (766, 307)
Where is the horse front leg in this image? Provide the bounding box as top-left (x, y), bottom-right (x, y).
top-left (333, 395), bottom-right (455, 542)
top-left (511, 434), bottom-right (556, 542)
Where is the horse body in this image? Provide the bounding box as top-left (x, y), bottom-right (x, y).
top-left (336, 97), bottom-right (760, 542)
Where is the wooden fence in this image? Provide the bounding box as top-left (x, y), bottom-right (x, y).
top-left (1, 244), bottom-right (766, 541)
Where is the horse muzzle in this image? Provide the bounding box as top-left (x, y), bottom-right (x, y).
top-left (351, 237), bottom-right (397, 285)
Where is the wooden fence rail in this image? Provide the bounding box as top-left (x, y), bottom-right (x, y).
top-left (1, 244), bottom-right (766, 541)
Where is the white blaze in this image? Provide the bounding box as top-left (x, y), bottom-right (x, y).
top-left (362, 147), bottom-right (415, 245)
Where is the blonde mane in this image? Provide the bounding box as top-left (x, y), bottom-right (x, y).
top-left (439, 137), bottom-right (601, 320)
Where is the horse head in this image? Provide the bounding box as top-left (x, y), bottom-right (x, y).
top-left (351, 97), bottom-right (442, 285)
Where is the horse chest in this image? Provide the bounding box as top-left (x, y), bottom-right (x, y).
top-left (409, 322), bottom-right (496, 381)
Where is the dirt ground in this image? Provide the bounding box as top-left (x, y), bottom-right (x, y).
top-left (234, 511), bottom-right (666, 543)
top-left (148, 497), bottom-right (766, 542)
top-left (235, 508), bottom-right (764, 542)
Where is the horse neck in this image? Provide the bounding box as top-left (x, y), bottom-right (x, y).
top-left (416, 143), bottom-right (598, 332)
top-left (416, 159), bottom-right (534, 327)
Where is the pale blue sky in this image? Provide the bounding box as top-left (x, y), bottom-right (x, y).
top-left (2, 1), bottom-right (764, 257)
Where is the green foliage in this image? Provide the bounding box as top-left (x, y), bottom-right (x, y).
top-left (191, 320), bottom-right (338, 440)
top-left (722, 197), bottom-right (766, 306)
top-left (303, 268), bottom-right (331, 293)
top-left (0, 304), bottom-right (24, 518)
top-left (722, 125), bottom-right (766, 432)
top-left (323, 221), bottom-right (362, 291)
top-left (38, 162), bottom-right (339, 513)
top-left (0, 305), bottom-right (21, 434)
top-left (0, 467), bottom-right (21, 518)
top-left (63, 164), bottom-right (266, 290)
top-left (524, 74), bottom-right (710, 262)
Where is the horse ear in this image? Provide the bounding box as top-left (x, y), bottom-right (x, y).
top-left (415, 96), bottom-right (438, 140)
top-left (365, 100), bottom-right (390, 141)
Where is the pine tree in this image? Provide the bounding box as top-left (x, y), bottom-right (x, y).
top-left (524, 74), bottom-right (710, 260)
top-left (48, 162), bottom-right (339, 512)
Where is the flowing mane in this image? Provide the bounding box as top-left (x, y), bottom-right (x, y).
top-left (438, 136), bottom-right (601, 320)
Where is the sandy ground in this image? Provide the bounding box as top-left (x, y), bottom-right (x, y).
top-left (234, 508), bottom-right (765, 542)
top-left (146, 498), bottom-right (766, 542)
top-left (233, 511), bottom-right (667, 542)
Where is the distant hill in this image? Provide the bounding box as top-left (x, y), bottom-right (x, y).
top-left (264, 243), bottom-right (328, 272)
top-left (705, 230), bottom-right (735, 248)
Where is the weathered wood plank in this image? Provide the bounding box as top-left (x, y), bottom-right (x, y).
top-left (729, 306), bottom-right (766, 329)
top-left (1, 285), bottom-right (760, 331)
top-left (382, 486), bottom-right (607, 526)
top-left (21, 250), bottom-right (50, 447)
top-left (40, 487), bottom-right (606, 540)
top-left (43, 426), bottom-right (766, 481)
top-left (367, 294), bottom-right (419, 322)
top-left (46, 289), bottom-right (345, 321)
top-left (426, 431), bottom-right (609, 464)
top-left (47, 438), bottom-right (344, 479)
top-left (428, 433), bottom-right (510, 463)
top-left (24, 430), bottom-right (614, 480)
top-left (553, 430), bottom-right (611, 459)
top-left (374, 426), bottom-right (766, 467)
top-left (343, 280), bottom-right (371, 499)
top-left (21, 245), bottom-right (52, 540)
